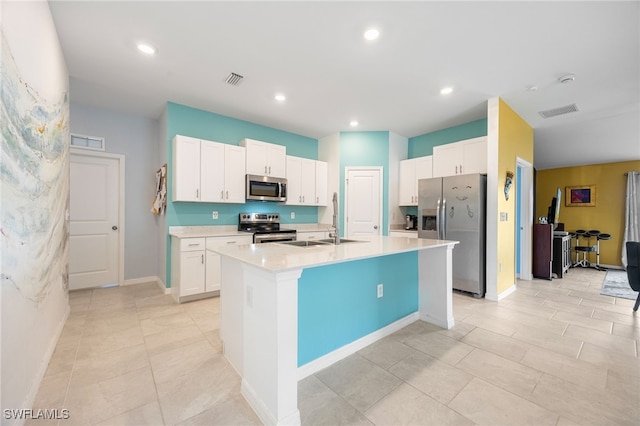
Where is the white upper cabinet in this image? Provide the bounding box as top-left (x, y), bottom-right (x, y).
top-left (221, 144), bottom-right (246, 203)
top-left (433, 136), bottom-right (487, 177)
top-left (240, 138), bottom-right (286, 178)
top-left (286, 156), bottom-right (327, 206)
top-left (399, 155), bottom-right (432, 206)
top-left (315, 160), bottom-right (328, 206)
top-left (173, 135), bottom-right (246, 203)
top-left (173, 135), bottom-right (202, 202)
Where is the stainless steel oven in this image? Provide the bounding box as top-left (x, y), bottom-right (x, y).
top-left (238, 212), bottom-right (296, 243)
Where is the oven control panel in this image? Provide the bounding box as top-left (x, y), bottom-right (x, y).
top-left (239, 212), bottom-right (280, 223)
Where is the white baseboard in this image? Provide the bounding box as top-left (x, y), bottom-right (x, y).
top-left (497, 284), bottom-right (517, 301)
top-left (22, 304), bottom-right (70, 424)
top-left (297, 312), bottom-right (419, 380)
top-left (123, 276), bottom-right (170, 294)
top-left (241, 379), bottom-right (301, 426)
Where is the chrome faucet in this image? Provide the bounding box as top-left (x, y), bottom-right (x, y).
top-left (329, 192), bottom-right (340, 245)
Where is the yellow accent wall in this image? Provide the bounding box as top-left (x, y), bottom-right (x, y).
top-left (536, 160), bottom-right (640, 267)
top-left (497, 99), bottom-right (533, 294)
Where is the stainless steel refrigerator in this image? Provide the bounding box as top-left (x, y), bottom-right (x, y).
top-left (418, 174), bottom-right (486, 297)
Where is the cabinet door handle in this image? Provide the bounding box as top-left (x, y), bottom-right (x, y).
top-left (201, 254), bottom-right (204, 264)
top-left (265, 165), bottom-right (267, 174)
top-left (455, 166), bottom-right (458, 174)
top-left (302, 195), bottom-right (305, 203)
top-left (299, 195), bottom-right (302, 202)
top-left (317, 196), bottom-right (319, 204)
top-left (226, 241), bottom-right (237, 244)
top-left (460, 164), bottom-right (463, 173)
top-left (268, 166), bottom-right (271, 175)
top-left (188, 243), bottom-right (200, 247)
top-left (221, 190), bottom-right (224, 200)
top-left (196, 189), bottom-right (199, 199)
top-left (226, 190), bottom-right (229, 199)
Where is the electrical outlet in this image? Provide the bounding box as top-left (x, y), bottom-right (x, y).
top-left (290, 212), bottom-right (295, 219)
top-left (212, 211), bottom-right (218, 220)
top-left (377, 283), bottom-right (383, 298)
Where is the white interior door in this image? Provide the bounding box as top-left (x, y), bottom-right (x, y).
top-left (69, 151), bottom-right (123, 290)
top-left (345, 168), bottom-right (382, 237)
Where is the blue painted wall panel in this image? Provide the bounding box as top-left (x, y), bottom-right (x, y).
top-left (298, 252), bottom-right (419, 366)
top-left (339, 131), bottom-right (390, 236)
top-left (164, 102), bottom-right (319, 286)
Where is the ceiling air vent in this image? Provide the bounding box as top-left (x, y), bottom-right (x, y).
top-left (538, 103), bottom-right (579, 119)
top-left (224, 72), bottom-right (244, 86)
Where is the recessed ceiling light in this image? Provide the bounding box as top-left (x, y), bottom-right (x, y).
top-left (136, 43), bottom-right (156, 55)
top-left (363, 29), bottom-right (380, 41)
top-left (526, 85), bottom-right (538, 92)
top-left (440, 87), bottom-right (453, 95)
top-left (274, 94), bottom-right (286, 102)
top-left (350, 120), bottom-right (359, 127)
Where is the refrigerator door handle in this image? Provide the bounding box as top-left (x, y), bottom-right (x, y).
top-left (436, 198), bottom-right (441, 239)
top-left (441, 198), bottom-right (447, 239)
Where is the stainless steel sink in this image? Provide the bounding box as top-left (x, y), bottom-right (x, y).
top-left (277, 240), bottom-right (330, 247)
top-left (317, 238), bottom-right (364, 244)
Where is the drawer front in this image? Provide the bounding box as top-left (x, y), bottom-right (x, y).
top-left (180, 238), bottom-right (206, 251)
top-left (206, 235), bottom-right (253, 250)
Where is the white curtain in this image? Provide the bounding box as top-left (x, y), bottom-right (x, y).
top-left (623, 171), bottom-right (640, 267)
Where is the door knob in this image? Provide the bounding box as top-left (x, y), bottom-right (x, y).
top-left (112, 226), bottom-right (118, 230)
top-left (374, 225), bottom-right (378, 230)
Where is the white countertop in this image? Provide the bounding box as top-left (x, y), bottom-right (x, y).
top-left (169, 223), bottom-right (334, 239)
top-left (169, 225), bottom-right (250, 238)
top-left (211, 235), bottom-right (458, 273)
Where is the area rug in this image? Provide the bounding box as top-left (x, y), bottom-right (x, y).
top-left (600, 270), bottom-right (638, 300)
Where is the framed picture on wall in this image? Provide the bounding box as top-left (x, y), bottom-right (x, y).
top-left (565, 185), bottom-right (596, 207)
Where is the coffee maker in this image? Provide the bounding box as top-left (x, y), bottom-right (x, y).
top-left (405, 214), bottom-right (417, 230)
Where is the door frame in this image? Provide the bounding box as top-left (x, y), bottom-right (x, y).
top-left (344, 167), bottom-right (383, 237)
top-left (516, 157), bottom-right (533, 281)
top-left (70, 149), bottom-right (126, 287)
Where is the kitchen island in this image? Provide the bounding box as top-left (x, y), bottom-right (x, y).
top-left (212, 235), bottom-right (458, 425)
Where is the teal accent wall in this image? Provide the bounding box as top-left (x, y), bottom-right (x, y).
top-left (298, 252), bottom-right (419, 366)
top-left (165, 102), bottom-right (319, 287)
top-left (408, 118), bottom-right (487, 158)
top-left (339, 131), bottom-right (390, 236)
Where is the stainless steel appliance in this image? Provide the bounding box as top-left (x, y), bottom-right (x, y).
top-left (246, 174), bottom-right (287, 202)
top-left (418, 174), bottom-right (486, 297)
top-left (405, 214), bottom-right (417, 230)
top-left (238, 212), bottom-right (296, 243)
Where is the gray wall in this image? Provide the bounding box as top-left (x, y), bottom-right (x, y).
top-left (70, 103), bottom-right (160, 280)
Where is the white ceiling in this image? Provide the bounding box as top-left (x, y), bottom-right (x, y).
top-left (48, 1), bottom-right (639, 170)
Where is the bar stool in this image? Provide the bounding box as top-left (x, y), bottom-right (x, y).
top-left (573, 229), bottom-right (597, 267)
top-left (595, 233), bottom-right (611, 271)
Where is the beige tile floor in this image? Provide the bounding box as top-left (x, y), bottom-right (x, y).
top-left (30, 267), bottom-right (639, 425)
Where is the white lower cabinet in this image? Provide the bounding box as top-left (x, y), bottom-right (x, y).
top-left (205, 235), bottom-right (252, 294)
top-left (171, 235), bottom-right (252, 302)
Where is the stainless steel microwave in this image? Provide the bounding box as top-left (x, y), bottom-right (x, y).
top-left (246, 174), bottom-right (287, 202)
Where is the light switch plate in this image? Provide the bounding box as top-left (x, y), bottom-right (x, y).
top-left (212, 211), bottom-right (218, 220)
top-left (290, 212), bottom-right (295, 219)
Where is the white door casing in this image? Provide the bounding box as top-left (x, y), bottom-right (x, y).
top-left (69, 151), bottom-right (124, 290)
top-left (516, 157), bottom-right (533, 281)
top-left (345, 167), bottom-right (382, 237)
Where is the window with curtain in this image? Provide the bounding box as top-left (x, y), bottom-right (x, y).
top-left (623, 171), bottom-right (640, 267)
